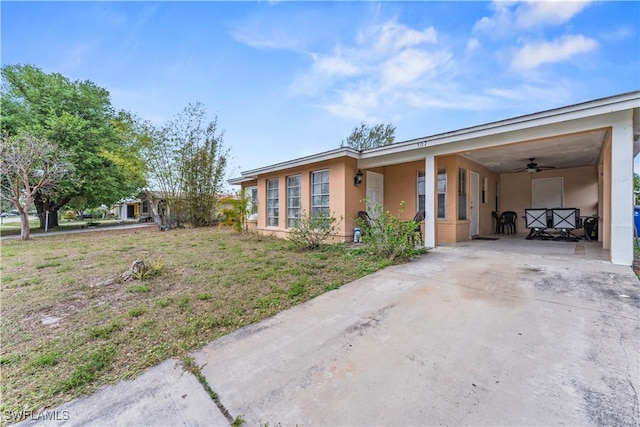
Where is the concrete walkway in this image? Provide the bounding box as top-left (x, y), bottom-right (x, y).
top-left (16, 244), bottom-right (640, 426)
top-left (1, 222), bottom-right (155, 240)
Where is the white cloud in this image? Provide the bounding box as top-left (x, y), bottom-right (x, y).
top-left (473, 1), bottom-right (515, 35)
top-left (485, 84), bottom-right (572, 104)
top-left (231, 26), bottom-right (304, 51)
top-left (381, 49), bottom-right (451, 88)
top-left (510, 34), bottom-right (598, 70)
top-left (466, 38), bottom-right (480, 52)
top-left (311, 53), bottom-right (360, 77)
top-left (290, 19), bottom-right (452, 121)
top-left (325, 90), bottom-right (380, 122)
top-left (516, 1), bottom-right (590, 29)
top-left (375, 21), bottom-right (437, 51)
top-left (474, 0), bottom-right (591, 35)
top-left (600, 26), bottom-right (634, 42)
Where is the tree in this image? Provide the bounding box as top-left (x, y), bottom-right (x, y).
top-left (1, 64), bottom-right (146, 229)
top-left (340, 123), bottom-right (396, 151)
top-left (0, 134), bottom-right (73, 239)
top-left (142, 102), bottom-right (229, 230)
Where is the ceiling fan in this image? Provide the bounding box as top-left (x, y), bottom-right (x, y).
top-left (515, 158), bottom-right (556, 173)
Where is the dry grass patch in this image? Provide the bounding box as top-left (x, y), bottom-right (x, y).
top-left (1, 227), bottom-right (402, 423)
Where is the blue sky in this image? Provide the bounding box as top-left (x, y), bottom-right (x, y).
top-left (2, 1), bottom-right (639, 176)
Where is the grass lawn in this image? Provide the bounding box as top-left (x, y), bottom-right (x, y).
top-left (0, 227), bottom-right (409, 423)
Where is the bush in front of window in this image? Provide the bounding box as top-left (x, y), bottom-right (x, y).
top-left (288, 211), bottom-right (341, 250)
top-left (356, 201), bottom-right (424, 261)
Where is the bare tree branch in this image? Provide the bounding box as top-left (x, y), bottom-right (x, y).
top-left (0, 133), bottom-right (73, 239)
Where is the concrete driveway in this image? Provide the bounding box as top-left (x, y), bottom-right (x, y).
top-left (17, 243), bottom-right (639, 426)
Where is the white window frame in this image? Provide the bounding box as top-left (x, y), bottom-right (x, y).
top-left (287, 175), bottom-right (301, 228)
top-left (458, 167), bottom-right (467, 220)
top-left (311, 170), bottom-right (330, 217)
top-left (266, 178), bottom-right (279, 227)
top-left (437, 168), bottom-right (447, 219)
top-left (482, 177), bottom-right (487, 204)
top-left (417, 170), bottom-right (425, 214)
top-left (245, 185), bottom-right (258, 219)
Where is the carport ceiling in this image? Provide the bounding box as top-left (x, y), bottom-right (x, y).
top-left (460, 129), bottom-right (606, 174)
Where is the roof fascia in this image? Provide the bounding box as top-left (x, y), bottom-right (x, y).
top-left (228, 176), bottom-right (257, 185)
top-left (361, 91), bottom-right (640, 159)
top-left (232, 147), bottom-right (361, 181)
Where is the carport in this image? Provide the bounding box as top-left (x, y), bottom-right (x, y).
top-left (359, 91), bottom-right (640, 266)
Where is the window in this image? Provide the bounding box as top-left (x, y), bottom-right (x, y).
top-left (437, 168), bottom-right (446, 219)
top-left (267, 178), bottom-right (279, 227)
top-left (245, 185), bottom-right (258, 219)
top-left (482, 177), bottom-right (487, 204)
top-left (417, 171), bottom-right (425, 214)
top-left (287, 175), bottom-right (301, 228)
top-left (142, 201), bottom-right (149, 214)
top-left (458, 168), bottom-right (467, 220)
top-left (311, 170), bottom-right (330, 216)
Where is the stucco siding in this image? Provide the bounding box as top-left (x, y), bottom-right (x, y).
top-left (500, 166), bottom-right (599, 235)
top-left (243, 158), bottom-right (353, 241)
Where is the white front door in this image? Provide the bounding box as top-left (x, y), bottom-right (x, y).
top-left (470, 171), bottom-right (479, 237)
top-left (366, 171), bottom-right (384, 217)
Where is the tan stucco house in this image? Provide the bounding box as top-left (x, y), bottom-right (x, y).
top-left (229, 91), bottom-right (640, 266)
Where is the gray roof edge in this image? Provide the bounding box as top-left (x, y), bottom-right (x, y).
top-left (363, 90), bottom-right (640, 156)
top-left (229, 91), bottom-right (640, 183)
top-left (230, 147), bottom-right (361, 183)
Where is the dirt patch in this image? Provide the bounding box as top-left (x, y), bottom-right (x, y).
top-left (22, 298), bottom-right (88, 331)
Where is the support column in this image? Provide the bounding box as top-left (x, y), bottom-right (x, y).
top-left (424, 154), bottom-right (436, 248)
top-left (610, 110), bottom-right (634, 266)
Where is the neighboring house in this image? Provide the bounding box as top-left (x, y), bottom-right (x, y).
top-left (229, 91), bottom-right (640, 266)
top-left (116, 191), bottom-right (238, 224)
top-left (114, 191), bottom-right (152, 222)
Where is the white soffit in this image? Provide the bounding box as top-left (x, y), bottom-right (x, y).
top-left (461, 129), bottom-right (608, 174)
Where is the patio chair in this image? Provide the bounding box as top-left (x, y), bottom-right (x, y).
top-left (551, 208), bottom-right (581, 241)
top-left (413, 210), bottom-right (425, 221)
top-left (356, 211), bottom-right (373, 237)
top-left (525, 208), bottom-right (553, 240)
top-left (412, 210), bottom-right (425, 231)
top-left (356, 210), bottom-right (372, 228)
top-left (583, 216), bottom-right (598, 242)
top-left (500, 211), bottom-right (517, 235)
top-left (492, 211), bottom-right (504, 234)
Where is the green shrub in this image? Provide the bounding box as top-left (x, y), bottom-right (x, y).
top-left (356, 201), bottom-right (423, 261)
top-left (288, 211), bottom-right (342, 250)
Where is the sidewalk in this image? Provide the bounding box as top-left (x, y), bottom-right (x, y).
top-left (1, 222), bottom-right (155, 240)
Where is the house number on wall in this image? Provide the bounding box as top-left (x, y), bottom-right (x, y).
top-left (416, 141), bottom-right (428, 148)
